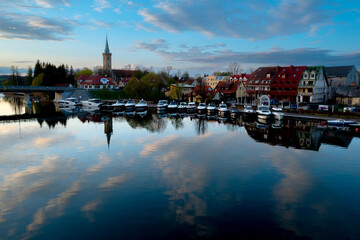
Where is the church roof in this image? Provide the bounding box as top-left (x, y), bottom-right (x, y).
top-left (325, 66), bottom-right (354, 77)
top-left (104, 36), bottom-right (110, 54)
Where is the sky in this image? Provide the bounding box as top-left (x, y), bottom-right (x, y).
top-left (0, 0), bottom-right (360, 76)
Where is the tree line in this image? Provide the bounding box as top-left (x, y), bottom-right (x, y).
top-left (1, 60), bottom-right (76, 87)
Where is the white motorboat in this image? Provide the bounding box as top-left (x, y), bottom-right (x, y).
top-left (81, 98), bottom-right (103, 108)
top-left (187, 102), bottom-right (196, 112)
top-left (207, 102), bottom-right (217, 114)
top-left (178, 102), bottom-right (187, 112)
top-left (125, 99), bottom-right (136, 111)
top-left (112, 100), bottom-right (125, 112)
top-left (243, 105), bottom-right (255, 115)
top-left (157, 100), bottom-right (168, 111)
top-left (135, 99), bottom-right (148, 112)
top-left (168, 101), bottom-right (178, 112)
top-left (197, 103), bottom-right (207, 113)
top-left (58, 97), bottom-right (82, 107)
top-left (256, 105), bottom-right (272, 119)
top-left (218, 102), bottom-right (228, 117)
top-left (271, 107), bottom-right (284, 120)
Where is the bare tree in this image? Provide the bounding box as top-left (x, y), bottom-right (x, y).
top-left (161, 66), bottom-right (173, 78)
top-left (123, 64), bottom-right (132, 70)
top-left (93, 66), bottom-right (106, 75)
top-left (248, 67), bottom-right (255, 74)
top-left (227, 62), bottom-right (242, 75)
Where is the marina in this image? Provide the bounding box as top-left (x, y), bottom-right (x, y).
top-left (1, 95), bottom-right (360, 240)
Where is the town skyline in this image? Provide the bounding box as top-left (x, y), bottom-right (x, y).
top-left (1, 0), bottom-right (360, 75)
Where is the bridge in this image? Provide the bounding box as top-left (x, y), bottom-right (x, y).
top-left (0, 86), bottom-right (91, 103)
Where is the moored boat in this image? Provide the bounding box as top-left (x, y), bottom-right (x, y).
top-left (197, 103), bottom-right (207, 114)
top-left (271, 107), bottom-right (284, 120)
top-left (187, 102), bottom-right (196, 113)
top-left (58, 97), bottom-right (82, 107)
top-left (178, 102), bottom-right (187, 113)
top-left (112, 100), bottom-right (126, 112)
top-left (207, 102), bottom-right (217, 115)
top-left (218, 101), bottom-right (228, 117)
top-left (168, 101), bottom-right (178, 113)
top-left (256, 105), bottom-right (272, 120)
top-left (81, 98), bottom-right (103, 108)
top-left (135, 99), bottom-right (148, 112)
top-left (125, 99), bottom-right (136, 111)
top-left (157, 100), bottom-right (168, 111)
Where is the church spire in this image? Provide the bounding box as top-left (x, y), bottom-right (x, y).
top-left (104, 35), bottom-right (110, 54)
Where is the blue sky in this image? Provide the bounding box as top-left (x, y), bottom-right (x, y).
top-left (1, 0), bottom-right (360, 75)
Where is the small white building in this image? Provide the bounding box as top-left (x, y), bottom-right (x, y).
top-left (297, 66), bottom-right (329, 104)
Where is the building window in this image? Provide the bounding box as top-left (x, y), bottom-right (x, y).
top-left (303, 73), bottom-right (308, 79)
top-left (282, 75), bottom-right (285, 78)
top-left (266, 73), bottom-right (270, 78)
top-left (293, 74), bottom-right (296, 77)
top-left (310, 73), bottom-right (315, 79)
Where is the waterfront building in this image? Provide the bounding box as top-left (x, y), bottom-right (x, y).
top-left (169, 83), bottom-right (195, 100)
top-left (335, 85), bottom-right (360, 105)
top-left (112, 70), bottom-right (135, 88)
top-left (325, 66), bottom-right (359, 98)
top-left (246, 66), bottom-right (277, 102)
top-left (297, 66), bottom-right (329, 104)
top-left (270, 65), bottom-right (306, 104)
top-left (215, 81), bottom-right (241, 100)
top-left (77, 75), bottom-right (115, 89)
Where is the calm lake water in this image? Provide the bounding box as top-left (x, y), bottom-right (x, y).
top-left (1, 95), bottom-right (360, 240)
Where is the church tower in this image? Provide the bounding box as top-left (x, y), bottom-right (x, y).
top-left (103, 35), bottom-right (112, 76)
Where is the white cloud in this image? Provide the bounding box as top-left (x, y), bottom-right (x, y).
top-left (138, 0), bottom-right (333, 40)
top-left (92, 0), bottom-right (111, 12)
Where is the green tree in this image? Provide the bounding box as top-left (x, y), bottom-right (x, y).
top-left (32, 73), bottom-right (44, 86)
top-left (34, 60), bottom-right (43, 77)
top-left (25, 67), bottom-right (33, 86)
top-left (75, 68), bottom-right (93, 79)
top-left (170, 84), bottom-right (183, 100)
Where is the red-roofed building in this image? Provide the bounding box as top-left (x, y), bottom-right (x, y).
top-left (215, 81), bottom-right (243, 100)
top-left (188, 85), bottom-right (216, 102)
top-left (270, 65), bottom-right (306, 103)
top-left (231, 74), bottom-right (250, 82)
top-left (247, 67), bottom-right (277, 102)
top-left (77, 75), bottom-right (116, 89)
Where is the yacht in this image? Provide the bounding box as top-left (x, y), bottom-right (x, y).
top-left (256, 105), bottom-right (272, 120)
top-left (207, 102), bottom-right (217, 114)
top-left (125, 99), bottom-right (136, 111)
top-left (178, 102), bottom-right (187, 113)
top-left (271, 107), bottom-right (284, 120)
top-left (168, 101), bottom-right (178, 112)
top-left (197, 103), bottom-right (207, 114)
top-left (157, 100), bottom-right (168, 111)
top-left (111, 100), bottom-right (126, 112)
top-left (218, 102), bottom-right (228, 117)
top-left (58, 97), bottom-right (82, 107)
top-left (135, 99), bottom-right (148, 112)
top-left (81, 98), bottom-right (103, 108)
top-left (243, 105), bottom-right (255, 115)
top-left (187, 102), bottom-right (196, 112)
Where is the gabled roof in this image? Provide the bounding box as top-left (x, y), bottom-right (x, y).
top-left (336, 86), bottom-right (360, 97)
top-left (325, 66), bottom-right (355, 77)
top-left (273, 66), bottom-right (306, 82)
top-left (249, 67), bottom-right (278, 79)
top-left (215, 81), bottom-right (240, 94)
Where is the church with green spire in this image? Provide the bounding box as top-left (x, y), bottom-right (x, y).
top-left (103, 36), bottom-right (112, 77)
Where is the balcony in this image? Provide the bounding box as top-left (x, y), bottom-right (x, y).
top-left (298, 92), bottom-right (313, 96)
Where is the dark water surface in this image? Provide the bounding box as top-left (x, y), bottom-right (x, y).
top-left (1, 96), bottom-right (360, 240)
